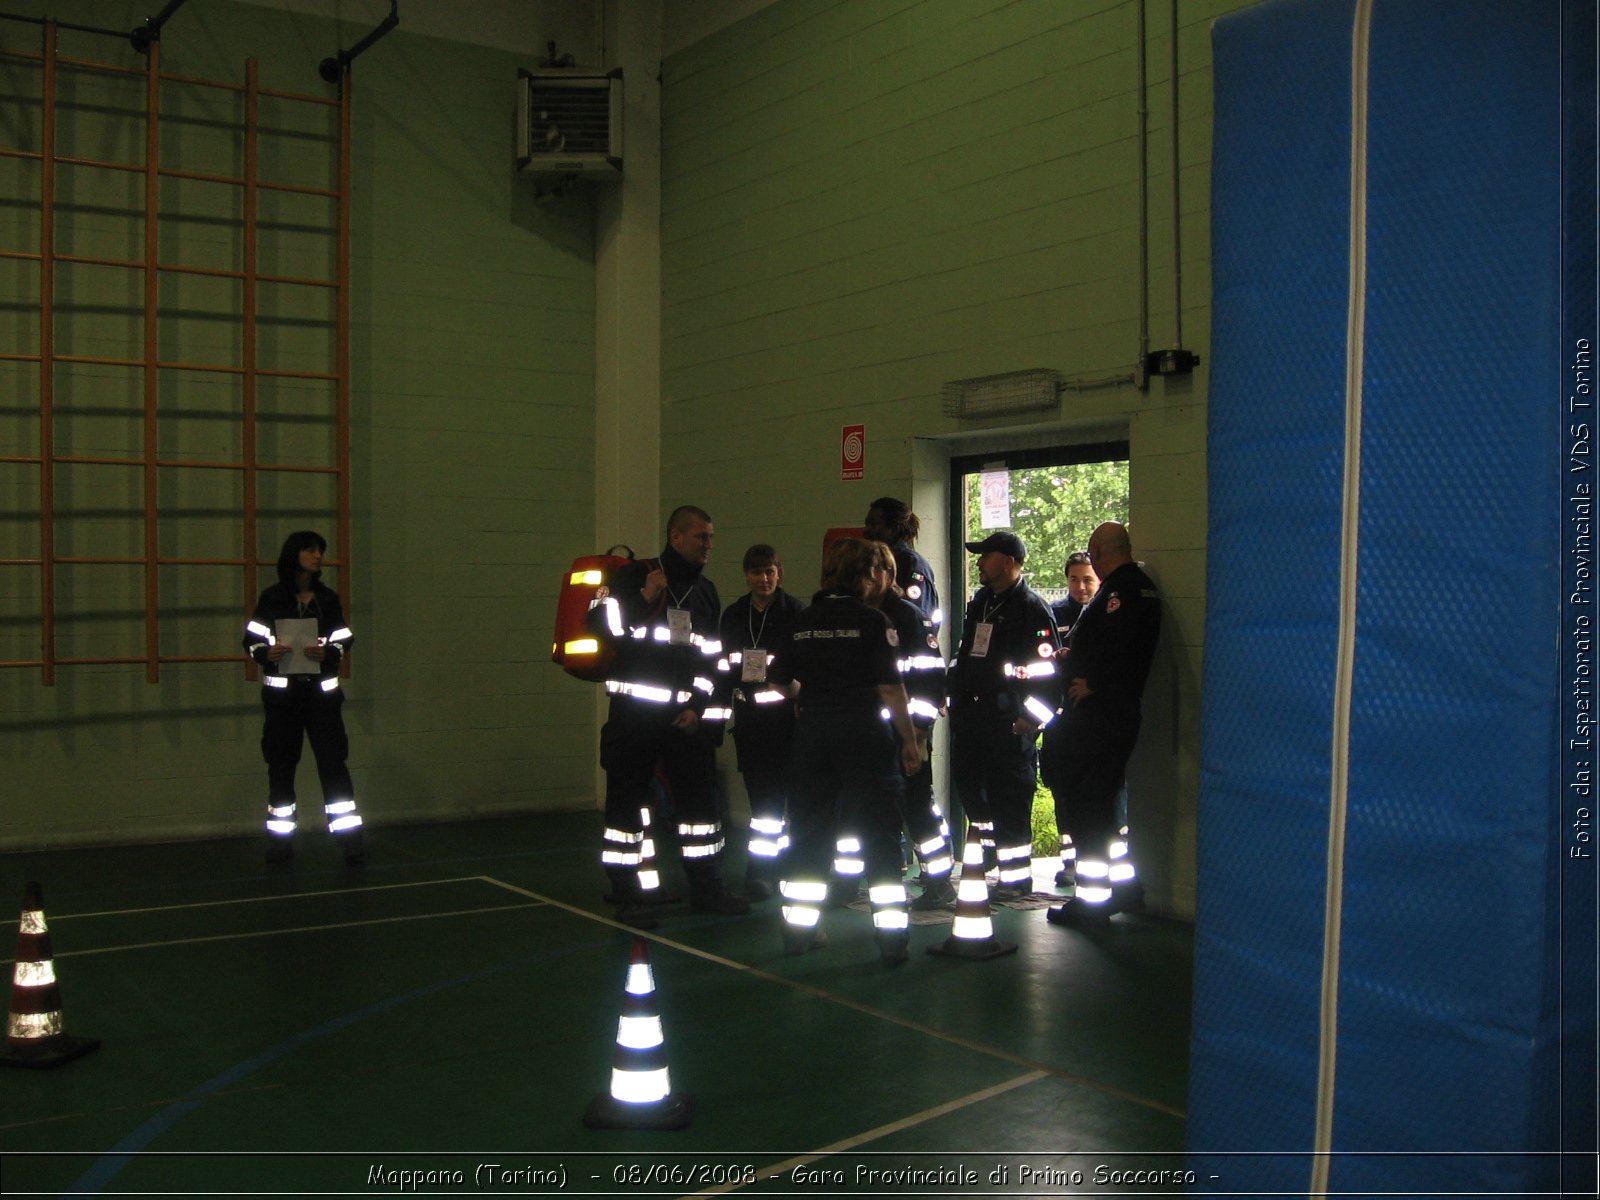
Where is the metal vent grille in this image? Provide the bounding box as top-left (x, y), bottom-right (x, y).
top-left (942, 369), bottom-right (1062, 419)
top-left (517, 69), bottom-right (622, 176)
top-left (526, 78), bottom-right (610, 153)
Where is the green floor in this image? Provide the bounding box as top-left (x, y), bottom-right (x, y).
top-left (0, 813), bottom-right (1192, 1195)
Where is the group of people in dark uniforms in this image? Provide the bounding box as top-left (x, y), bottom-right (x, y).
top-left (588, 497), bottom-right (1162, 959)
top-left (233, 508), bottom-right (1159, 963)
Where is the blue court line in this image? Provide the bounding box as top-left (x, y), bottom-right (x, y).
top-left (67, 932), bottom-right (619, 1195)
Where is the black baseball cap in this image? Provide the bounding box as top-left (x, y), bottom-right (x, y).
top-left (964, 531), bottom-right (1026, 562)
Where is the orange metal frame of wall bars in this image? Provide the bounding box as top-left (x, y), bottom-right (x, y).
top-left (0, 24), bottom-right (352, 684)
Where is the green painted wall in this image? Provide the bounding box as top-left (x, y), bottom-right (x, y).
top-left (660, 0), bottom-right (1257, 917)
top-left (0, 1), bottom-right (597, 847)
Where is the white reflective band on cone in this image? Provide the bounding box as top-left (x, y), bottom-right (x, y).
top-left (20, 910), bottom-right (46, 935)
top-left (780, 880), bottom-right (828, 903)
top-left (13, 960), bottom-right (56, 988)
top-left (267, 820), bottom-right (296, 835)
top-left (612, 1065), bottom-right (671, 1105)
top-left (625, 962), bottom-right (656, 995)
top-left (782, 906), bottom-right (822, 927)
top-left (8, 1010), bottom-right (64, 1039)
top-left (1078, 860), bottom-right (1111, 879)
top-left (868, 884), bottom-right (907, 906)
top-left (264, 675), bottom-right (289, 689)
top-left (873, 910), bottom-right (910, 931)
top-left (617, 1014), bottom-right (664, 1049)
top-left (1078, 885), bottom-right (1114, 903)
top-left (952, 914), bottom-right (993, 939)
top-left (1109, 862), bottom-right (1136, 882)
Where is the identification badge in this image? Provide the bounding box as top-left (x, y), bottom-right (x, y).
top-left (667, 607), bottom-right (693, 645)
top-left (971, 622), bottom-right (994, 657)
top-left (741, 648), bottom-right (769, 682)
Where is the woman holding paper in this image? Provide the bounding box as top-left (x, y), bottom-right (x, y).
top-left (242, 530), bottom-right (365, 864)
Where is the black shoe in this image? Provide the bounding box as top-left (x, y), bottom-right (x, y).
top-left (1046, 898), bottom-right (1111, 928)
top-left (265, 836), bottom-right (294, 864)
top-left (989, 881), bottom-right (1029, 902)
top-left (336, 830), bottom-right (366, 865)
top-left (877, 934), bottom-right (910, 966)
top-left (691, 888), bottom-right (751, 916)
top-left (782, 925), bottom-right (827, 956)
top-left (1053, 866), bottom-right (1076, 888)
top-left (909, 877), bottom-right (957, 910)
top-left (744, 875), bottom-right (774, 901)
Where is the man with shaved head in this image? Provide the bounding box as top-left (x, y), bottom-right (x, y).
top-left (1041, 521), bottom-right (1161, 927)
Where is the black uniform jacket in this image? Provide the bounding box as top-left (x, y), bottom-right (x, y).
top-left (243, 581), bottom-right (352, 702)
top-left (719, 588), bottom-right (806, 754)
top-left (891, 540), bottom-right (940, 630)
top-left (590, 544), bottom-right (723, 717)
top-left (771, 590), bottom-right (900, 714)
top-left (880, 591), bottom-right (944, 728)
top-left (1062, 561), bottom-right (1160, 716)
top-left (948, 578), bottom-right (1061, 721)
top-left (1050, 596), bottom-right (1084, 637)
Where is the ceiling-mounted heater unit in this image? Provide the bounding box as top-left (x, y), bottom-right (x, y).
top-left (517, 67), bottom-right (622, 179)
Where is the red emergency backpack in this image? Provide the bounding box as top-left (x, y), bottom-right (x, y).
top-left (551, 546), bottom-right (643, 681)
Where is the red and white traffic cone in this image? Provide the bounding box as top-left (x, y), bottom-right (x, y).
top-left (583, 936), bottom-right (693, 1130)
top-left (926, 838), bottom-right (1017, 961)
top-left (1, 882), bottom-right (99, 1069)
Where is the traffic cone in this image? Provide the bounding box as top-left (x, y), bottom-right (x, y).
top-left (926, 838), bottom-right (1017, 961)
top-left (583, 936), bottom-right (693, 1130)
top-left (2, 882), bottom-right (99, 1069)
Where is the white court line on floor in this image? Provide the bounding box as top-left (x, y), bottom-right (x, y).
top-left (479, 876), bottom-right (1185, 1122)
top-left (686, 1070), bottom-right (1050, 1197)
top-left (2, 876), bottom-right (548, 963)
top-left (39, 875), bottom-right (497, 922)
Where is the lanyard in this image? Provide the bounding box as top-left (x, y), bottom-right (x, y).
top-left (980, 587), bottom-right (1012, 625)
top-left (747, 600), bottom-right (772, 648)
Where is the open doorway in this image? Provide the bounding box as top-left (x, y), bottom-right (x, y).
top-left (948, 441), bottom-right (1131, 863)
top-left (949, 442), bottom-right (1130, 617)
